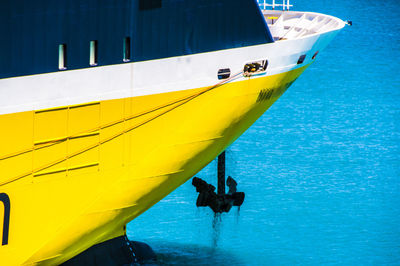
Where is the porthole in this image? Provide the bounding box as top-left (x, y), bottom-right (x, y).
top-left (218, 68), bottom-right (231, 80)
top-left (297, 54), bottom-right (306, 64)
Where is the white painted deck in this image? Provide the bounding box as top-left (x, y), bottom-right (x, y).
top-left (263, 10), bottom-right (346, 41)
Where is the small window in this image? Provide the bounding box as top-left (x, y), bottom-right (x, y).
top-left (297, 54), bottom-right (306, 64)
top-left (139, 0), bottom-right (162, 10)
top-left (312, 51), bottom-right (319, 60)
top-left (123, 37), bottom-right (131, 62)
top-left (90, 40), bottom-right (98, 66)
top-left (58, 44), bottom-right (67, 70)
top-left (218, 68), bottom-right (231, 80)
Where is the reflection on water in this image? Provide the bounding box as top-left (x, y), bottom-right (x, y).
top-left (138, 241), bottom-right (243, 266)
top-left (136, 213), bottom-right (245, 265)
top-left (211, 214), bottom-right (222, 249)
top-left (130, 211), bottom-right (248, 265)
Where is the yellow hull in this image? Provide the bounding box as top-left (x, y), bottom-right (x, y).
top-left (0, 65), bottom-right (308, 265)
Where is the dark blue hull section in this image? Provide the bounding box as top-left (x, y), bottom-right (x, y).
top-left (0, 0), bottom-right (273, 79)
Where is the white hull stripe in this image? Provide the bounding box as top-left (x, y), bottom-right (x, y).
top-left (0, 29), bottom-right (341, 116)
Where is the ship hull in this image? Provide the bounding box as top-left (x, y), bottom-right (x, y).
top-left (0, 11), bottom-right (345, 262)
top-left (0, 64), bottom-right (308, 265)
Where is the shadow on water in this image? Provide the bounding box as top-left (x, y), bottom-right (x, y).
top-left (134, 213), bottom-right (243, 266)
top-left (137, 240), bottom-right (243, 266)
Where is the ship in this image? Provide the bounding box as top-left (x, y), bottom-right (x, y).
top-left (0, 0), bottom-right (346, 264)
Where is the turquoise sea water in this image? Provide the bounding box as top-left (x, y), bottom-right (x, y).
top-left (128, 1), bottom-right (400, 264)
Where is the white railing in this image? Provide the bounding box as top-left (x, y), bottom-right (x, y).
top-left (258, 0), bottom-right (293, 11)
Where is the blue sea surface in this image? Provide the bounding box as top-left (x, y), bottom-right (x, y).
top-left (128, 0), bottom-right (400, 264)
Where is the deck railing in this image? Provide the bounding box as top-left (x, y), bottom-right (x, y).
top-left (258, 0), bottom-right (293, 11)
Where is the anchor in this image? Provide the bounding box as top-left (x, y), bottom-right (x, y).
top-left (192, 151), bottom-right (245, 213)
